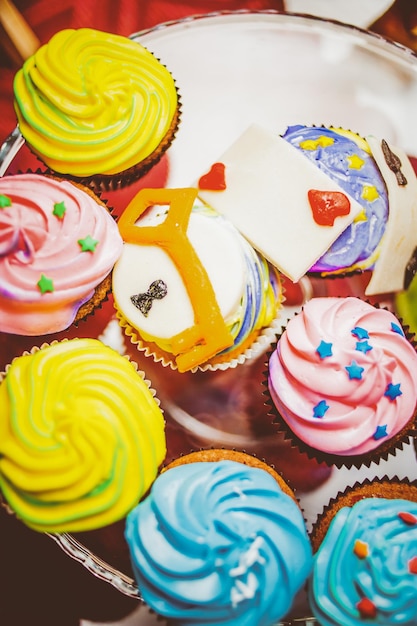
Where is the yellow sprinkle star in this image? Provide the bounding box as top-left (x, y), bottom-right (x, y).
top-left (362, 185), bottom-right (379, 202)
top-left (353, 209), bottom-right (367, 223)
top-left (347, 154), bottom-right (365, 170)
top-left (300, 136), bottom-right (335, 151)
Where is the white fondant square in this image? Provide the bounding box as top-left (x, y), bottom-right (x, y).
top-left (197, 124), bottom-right (364, 282)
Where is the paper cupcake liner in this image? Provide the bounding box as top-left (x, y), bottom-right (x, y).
top-left (263, 299), bottom-right (417, 470)
top-left (115, 273), bottom-right (288, 373)
top-left (309, 475), bottom-right (417, 553)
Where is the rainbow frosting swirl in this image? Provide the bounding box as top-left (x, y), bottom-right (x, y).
top-left (268, 297), bottom-right (417, 457)
top-left (283, 125), bottom-right (389, 273)
top-left (0, 173), bottom-right (123, 335)
top-left (125, 460), bottom-right (312, 626)
top-left (13, 28), bottom-right (178, 177)
top-left (0, 338), bottom-right (166, 533)
top-left (310, 497), bottom-right (417, 625)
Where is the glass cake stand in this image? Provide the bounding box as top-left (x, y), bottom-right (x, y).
top-left (1, 10), bottom-right (417, 626)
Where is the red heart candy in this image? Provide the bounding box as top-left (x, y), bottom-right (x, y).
top-left (198, 162), bottom-right (226, 191)
top-left (308, 189), bottom-right (351, 226)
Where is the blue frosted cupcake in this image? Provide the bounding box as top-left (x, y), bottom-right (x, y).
top-left (125, 449), bottom-right (312, 626)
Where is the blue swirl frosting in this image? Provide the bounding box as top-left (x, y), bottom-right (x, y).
top-left (283, 125), bottom-right (388, 273)
top-left (309, 497), bottom-right (417, 625)
top-left (125, 460), bottom-right (312, 626)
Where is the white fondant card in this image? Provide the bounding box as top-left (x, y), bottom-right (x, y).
top-left (197, 124), bottom-right (364, 282)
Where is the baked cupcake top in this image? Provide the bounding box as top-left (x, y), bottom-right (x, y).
top-left (0, 173), bottom-right (123, 335)
top-left (268, 297), bottom-right (417, 460)
top-left (0, 338), bottom-right (166, 533)
top-left (112, 187), bottom-right (281, 372)
top-left (13, 28), bottom-right (178, 177)
top-left (310, 496), bottom-right (417, 625)
top-left (125, 459), bottom-right (312, 626)
top-left (282, 125), bottom-right (388, 274)
top-left (196, 124), bottom-right (417, 295)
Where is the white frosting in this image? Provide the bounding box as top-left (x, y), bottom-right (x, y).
top-left (197, 124), bottom-right (363, 282)
top-left (365, 136), bottom-right (417, 295)
top-left (112, 209), bottom-right (246, 339)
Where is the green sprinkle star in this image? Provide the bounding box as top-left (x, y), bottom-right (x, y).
top-left (0, 194), bottom-right (12, 208)
top-left (78, 235), bottom-right (99, 252)
top-left (53, 201), bottom-right (67, 219)
top-left (37, 274), bottom-right (54, 294)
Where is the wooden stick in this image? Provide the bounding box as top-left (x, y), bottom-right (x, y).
top-left (0, 0), bottom-right (40, 65)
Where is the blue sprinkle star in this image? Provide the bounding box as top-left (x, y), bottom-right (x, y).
top-left (355, 340), bottom-right (373, 354)
top-left (373, 424), bottom-right (388, 440)
top-left (351, 326), bottom-right (369, 340)
top-left (313, 400), bottom-right (329, 418)
top-left (391, 322), bottom-right (404, 337)
top-left (316, 340), bottom-right (333, 359)
top-left (345, 360), bottom-right (364, 380)
top-left (385, 383), bottom-right (402, 401)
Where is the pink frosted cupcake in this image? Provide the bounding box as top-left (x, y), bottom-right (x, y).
top-left (0, 173), bottom-right (123, 335)
top-left (267, 296), bottom-right (417, 467)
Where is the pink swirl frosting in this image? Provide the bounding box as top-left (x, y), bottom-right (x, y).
top-left (268, 297), bottom-right (417, 456)
top-left (0, 174), bottom-right (123, 334)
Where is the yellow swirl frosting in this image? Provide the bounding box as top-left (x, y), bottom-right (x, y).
top-left (0, 338), bottom-right (166, 533)
top-left (13, 28), bottom-right (178, 177)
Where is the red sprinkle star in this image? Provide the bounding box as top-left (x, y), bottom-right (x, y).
top-left (357, 597), bottom-right (377, 619)
top-left (409, 557), bottom-right (417, 574)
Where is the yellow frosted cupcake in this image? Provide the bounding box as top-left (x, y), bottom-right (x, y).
top-left (0, 338), bottom-right (166, 533)
top-left (13, 28), bottom-right (180, 191)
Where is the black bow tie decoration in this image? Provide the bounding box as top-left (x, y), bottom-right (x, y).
top-left (131, 279), bottom-right (168, 317)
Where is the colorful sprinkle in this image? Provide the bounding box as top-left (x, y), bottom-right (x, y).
top-left (391, 322), bottom-right (405, 336)
top-left (351, 326), bottom-right (369, 340)
top-left (357, 597), bottom-right (377, 619)
top-left (385, 383), bottom-right (402, 401)
top-left (299, 136), bottom-right (334, 151)
top-left (0, 194), bottom-right (12, 208)
top-left (373, 424), bottom-right (388, 440)
top-left (316, 340), bottom-right (333, 359)
top-left (347, 154), bottom-right (365, 170)
top-left (313, 400), bottom-right (329, 418)
top-left (361, 185), bottom-right (379, 202)
top-left (355, 340), bottom-right (372, 354)
top-left (353, 539), bottom-right (369, 559)
top-left (398, 512), bottom-right (417, 526)
top-left (345, 360), bottom-right (364, 380)
top-left (408, 557), bottom-right (417, 574)
top-left (78, 235), bottom-right (99, 252)
top-left (37, 274), bottom-right (54, 294)
top-left (53, 201), bottom-right (67, 219)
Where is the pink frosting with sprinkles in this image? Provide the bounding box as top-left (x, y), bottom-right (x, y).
top-left (0, 174), bottom-right (123, 335)
top-left (268, 297), bottom-right (417, 456)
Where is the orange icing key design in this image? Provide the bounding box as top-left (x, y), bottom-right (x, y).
top-left (116, 188), bottom-right (234, 372)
